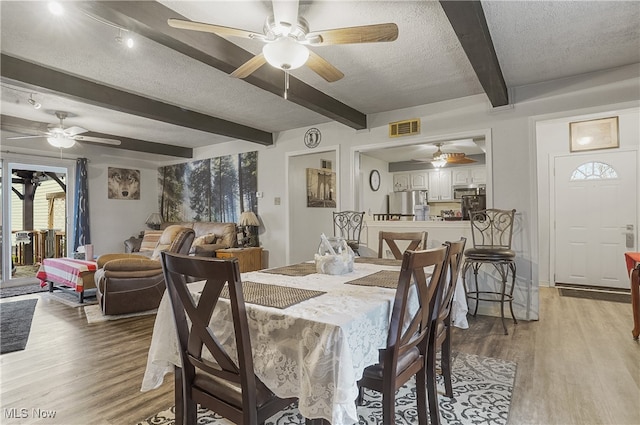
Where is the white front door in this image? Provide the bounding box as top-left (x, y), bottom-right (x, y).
top-left (554, 151), bottom-right (637, 288)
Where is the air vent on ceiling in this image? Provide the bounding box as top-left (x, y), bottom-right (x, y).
top-left (389, 119), bottom-right (420, 138)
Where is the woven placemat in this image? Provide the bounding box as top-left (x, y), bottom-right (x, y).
top-left (354, 257), bottom-right (402, 267)
top-left (221, 281), bottom-right (325, 309)
top-left (261, 262), bottom-right (317, 277)
top-left (345, 270), bottom-right (400, 289)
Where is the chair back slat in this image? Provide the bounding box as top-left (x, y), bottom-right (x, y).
top-left (378, 231), bottom-right (428, 259)
top-left (385, 246), bottom-right (449, 370)
top-left (161, 252), bottom-right (268, 404)
top-left (469, 209), bottom-right (516, 250)
top-left (434, 238), bottom-right (467, 325)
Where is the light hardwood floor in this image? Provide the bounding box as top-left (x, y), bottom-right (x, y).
top-left (0, 287), bottom-right (638, 425)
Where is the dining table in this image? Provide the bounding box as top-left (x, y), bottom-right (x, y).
top-left (141, 257), bottom-right (469, 424)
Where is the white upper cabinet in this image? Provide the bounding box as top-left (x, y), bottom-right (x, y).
top-left (393, 174), bottom-right (410, 191)
top-left (410, 172), bottom-right (428, 189)
top-left (393, 172), bottom-right (428, 191)
top-left (427, 170), bottom-right (452, 201)
top-left (451, 166), bottom-right (486, 185)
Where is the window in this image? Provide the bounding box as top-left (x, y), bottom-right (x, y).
top-left (570, 161), bottom-right (618, 181)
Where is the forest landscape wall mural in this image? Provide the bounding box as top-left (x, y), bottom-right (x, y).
top-left (158, 151), bottom-right (258, 223)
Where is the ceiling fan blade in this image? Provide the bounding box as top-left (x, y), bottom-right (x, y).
top-left (167, 18), bottom-right (265, 40)
top-left (6, 134), bottom-right (43, 140)
top-left (272, 0), bottom-right (299, 27)
top-left (446, 155), bottom-right (476, 164)
top-left (306, 23), bottom-right (398, 46)
top-left (73, 135), bottom-right (121, 146)
top-left (306, 50), bottom-right (344, 82)
top-left (65, 126), bottom-right (88, 136)
top-left (230, 53), bottom-right (267, 79)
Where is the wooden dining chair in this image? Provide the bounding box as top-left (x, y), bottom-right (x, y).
top-left (378, 230), bottom-right (428, 259)
top-left (160, 252), bottom-right (298, 425)
top-left (357, 245), bottom-right (450, 425)
top-left (426, 237), bottom-right (467, 425)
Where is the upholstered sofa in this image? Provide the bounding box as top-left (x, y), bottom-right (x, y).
top-left (126, 221), bottom-right (237, 257)
top-left (95, 225), bottom-right (195, 315)
top-left (160, 221), bottom-right (238, 257)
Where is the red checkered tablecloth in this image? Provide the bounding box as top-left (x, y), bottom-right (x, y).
top-left (37, 258), bottom-right (98, 292)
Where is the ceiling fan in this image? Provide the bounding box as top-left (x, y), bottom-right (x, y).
top-left (7, 111), bottom-right (121, 149)
top-left (414, 142), bottom-right (478, 167)
top-left (167, 0), bottom-right (399, 83)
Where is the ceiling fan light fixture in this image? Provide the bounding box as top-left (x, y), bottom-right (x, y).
top-left (431, 157), bottom-right (447, 168)
top-left (48, 1), bottom-right (64, 16)
top-left (263, 37), bottom-right (309, 71)
top-left (47, 135), bottom-right (75, 149)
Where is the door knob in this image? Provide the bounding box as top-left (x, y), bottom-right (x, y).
top-left (625, 224), bottom-right (635, 249)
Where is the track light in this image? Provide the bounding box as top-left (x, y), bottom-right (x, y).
top-left (115, 29), bottom-right (134, 49)
top-left (28, 94), bottom-right (41, 110)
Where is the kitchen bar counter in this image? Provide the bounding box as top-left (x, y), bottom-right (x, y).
top-left (361, 219), bottom-right (472, 256)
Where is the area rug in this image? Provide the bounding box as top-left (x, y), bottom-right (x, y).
top-left (137, 352), bottom-right (516, 425)
top-left (0, 282), bottom-right (47, 298)
top-left (559, 287), bottom-right (631, 304)
top-left (42, 290), bottom-right (98, 308)
top-left (1, 298), bottom-right (38, 354)
top-left (83, 304), bottom-right (157, 324)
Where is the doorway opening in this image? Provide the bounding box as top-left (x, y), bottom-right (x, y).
top-left (2, 162), bottom-right (70, 287)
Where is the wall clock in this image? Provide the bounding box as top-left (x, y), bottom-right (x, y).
top-left (369, 169), bottom-right (381, 191)
top-left (304, 128), bottom-right (321, 148)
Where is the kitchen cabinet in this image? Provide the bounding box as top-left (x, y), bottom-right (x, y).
top-left (452, 166), bottom-right (486, 185)
top-left (410, 172), bottom-right (428, 189)
top-left (393, 172), bottom-right (428, 191)
top-left (427, 170), bottom-right (452, 201)
top-left (393, 174), bottom-right (410, 191)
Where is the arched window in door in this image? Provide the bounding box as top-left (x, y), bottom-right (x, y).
top-left (570, 161), bottom-right (618, 181)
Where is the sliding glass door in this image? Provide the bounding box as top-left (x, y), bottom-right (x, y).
top-left (1, 159), bottom-right (73, 286)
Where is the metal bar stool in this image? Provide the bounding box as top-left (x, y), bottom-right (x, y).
top-left (462, 209), bottom-right (517, 334)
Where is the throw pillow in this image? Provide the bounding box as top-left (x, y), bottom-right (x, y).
top-left (139, 230), bottom-right (164, 252)
top-left (189, 233), bottom-right (218, 254)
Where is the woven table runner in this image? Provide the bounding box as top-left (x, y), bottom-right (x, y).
top-left (261, 262), bottom-right (317, 277)
top-left (221, 281), bottom-right (325, 309)
top-left (354, 257), bottom-right (402, 267)
top-left (345, 270), bottom-right (400, 289)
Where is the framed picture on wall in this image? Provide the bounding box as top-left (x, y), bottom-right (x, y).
top-left (569, 116), bottom-right (619, 152)
top-left (108, 167), bottom-right (140, 200)
top-left (306, 168), bottom-right (337, 208)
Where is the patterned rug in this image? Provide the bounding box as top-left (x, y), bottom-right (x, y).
top-left (137, 352), bottom-right (516, 425)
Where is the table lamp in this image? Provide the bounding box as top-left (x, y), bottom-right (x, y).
top-left (238, 211), bottom-right (260, 247)
top-left (145, 213), bottom-right (163, 230)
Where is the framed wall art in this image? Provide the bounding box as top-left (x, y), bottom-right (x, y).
top-left (569, 116), bottom-right (619, 153)
top-left (108, 167), bottom-right (140, 200)
top-left (306, 167), bottom-right (336, 208)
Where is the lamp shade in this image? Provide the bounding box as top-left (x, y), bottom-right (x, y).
top-left (146, 213), bottom-right (163, 227)
top-left (47, 135), bottom-right (75, 148)
top-left (239, 211), bottom-right (260, 227)
top-left (263, 37), bottom-right (309, 71)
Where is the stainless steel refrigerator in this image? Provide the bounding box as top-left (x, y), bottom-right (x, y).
top-left (388, 190), bottom-right (428, 217)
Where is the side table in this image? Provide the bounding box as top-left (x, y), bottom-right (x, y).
top-left (216, 247), bottom-right (263, 273)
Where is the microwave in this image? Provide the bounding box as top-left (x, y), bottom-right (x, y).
top-left (453, 185), bottom-right (486, 199)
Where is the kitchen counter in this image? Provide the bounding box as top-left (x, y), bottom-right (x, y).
top-left (361, 219), bottom-right (472, 256)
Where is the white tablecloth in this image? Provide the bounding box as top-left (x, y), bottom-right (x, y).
top-left (141, 262), bottom-right (468, 424)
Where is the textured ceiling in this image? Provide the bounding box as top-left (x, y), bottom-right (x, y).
top-left (1, 1), bottom-right (638, 161)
